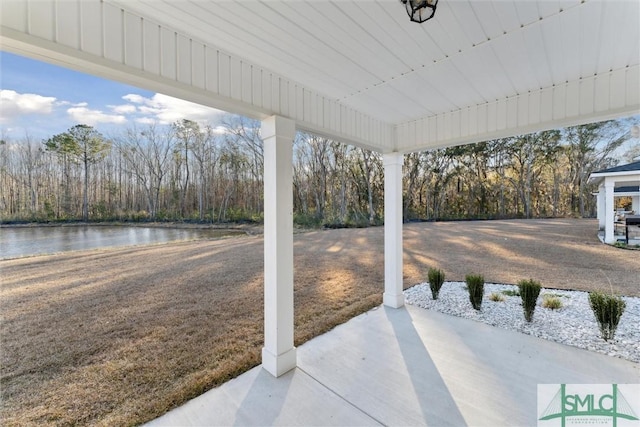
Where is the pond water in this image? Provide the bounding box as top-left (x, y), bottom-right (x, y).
top-left (0, 225), bottom-right (244, 259)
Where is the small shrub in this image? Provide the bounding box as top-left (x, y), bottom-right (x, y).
top-left (427, 268), bottom-right (445, 300)
top-left (465, 274), bottom-right (484, 310)
top-left (541, 295), bottom-right (562, 309)
top-left (518, 279), bottom-right (542, 322)
top-left (294, 213), bottom-right (323, 228)
top-left (501, 289), bottom-right (520, 297)
top-left (589, 292), bottom-right (626, 341)
top-left (489, 292), bottom-right (505, 302)
top-left (542, 295), bottom-right (563, 310)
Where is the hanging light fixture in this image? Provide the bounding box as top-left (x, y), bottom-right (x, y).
top-left (401, 0), bottom-right (439, 23)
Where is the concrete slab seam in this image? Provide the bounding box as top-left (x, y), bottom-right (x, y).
top-left (296, 366), bottom-right (386, 426)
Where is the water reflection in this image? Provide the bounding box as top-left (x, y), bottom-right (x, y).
top-left (0, 225), bottom-right (243, 259)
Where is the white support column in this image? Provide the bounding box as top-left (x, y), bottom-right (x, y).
top-left (597, 185), bottom-right (606, 230)
top-left (261, 115), bottom-right (296, 377)
top-left (604, 180), bottom-right (615, 244)
top-left (632, 195), bottom-right (639, 214)
top-left (383, 152), bottom-right (404, 308)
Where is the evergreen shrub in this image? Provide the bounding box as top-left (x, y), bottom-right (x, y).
top-left (589, 292), bottom-right (626, 341)
top-left (518, 279), bottom-right (542, 322)
top-left (427, 268), bottom-right (445, 300)
top-left (465, 274), bottom-right (484, 310)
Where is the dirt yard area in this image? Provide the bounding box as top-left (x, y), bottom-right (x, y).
top-left (1, 218), bottom-right (638, 426)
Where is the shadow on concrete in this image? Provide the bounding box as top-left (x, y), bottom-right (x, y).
top-left (385, 306), bottom-right (468, 426)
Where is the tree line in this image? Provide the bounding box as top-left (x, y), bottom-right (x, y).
top-left (1, 116), bottom-right (636, 226)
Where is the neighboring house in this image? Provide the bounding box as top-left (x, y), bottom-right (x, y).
top-left (589, 161), bottom-right (640, 243)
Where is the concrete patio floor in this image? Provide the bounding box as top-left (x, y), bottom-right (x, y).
top-left (146, 305), bottom-right (639, 426)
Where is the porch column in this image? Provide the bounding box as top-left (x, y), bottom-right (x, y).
top-left (597, 185), bottom-right (605, 230)
top-left (383, 152), bottom-right (404, 308)
top-left (604, 180), bottom-right (615, 244)
top-left (632, 194), bottom-right (639, 214)
top-left (261, 115), bottom-right (296, 377)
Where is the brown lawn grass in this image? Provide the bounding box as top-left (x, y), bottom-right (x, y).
top-left (1, 218), bottom-right (638, 426)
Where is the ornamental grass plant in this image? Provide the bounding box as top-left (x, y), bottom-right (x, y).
top-left (518, 279), bottom-right (542, 322)
top-left (465, 274), bottom-right (484, 310)
top-left (489, 292), bottom-right (505, 302)
top-left (589, 291), bottom-right (626, 341)
top-left (542, 294), bottom-right (563, 310)
top-left (427, 267), bottom-right (445, 300)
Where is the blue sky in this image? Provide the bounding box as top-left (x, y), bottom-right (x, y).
top-left (0, 51), bottom-right (223, 141)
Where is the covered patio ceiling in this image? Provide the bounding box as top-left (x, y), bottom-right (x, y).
top-left (1, 0), bottom-right (639, 382)
top-left (2, 0), bottom-right (638, 152)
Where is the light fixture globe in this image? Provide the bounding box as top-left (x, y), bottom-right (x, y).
top-left (401, 0), bottom-right (439, 23)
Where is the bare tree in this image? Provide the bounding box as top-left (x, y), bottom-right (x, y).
top-left (564, 121), bottom-right (626, 217)
top-left (223, 115), bottom-right (263, 213)
top-left (3, 115), bottom-right (636, 225)
top-left (117, 125), bottom-right (174, 219)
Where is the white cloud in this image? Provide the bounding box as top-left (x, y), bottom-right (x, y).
top-left (0, 89), bottom-right (223, 132)
top-left (121, 92), bottom-right (223, 125)
top-left (67, 106), bottom-right (127, 126)
top-left (135, 117), bottom-right (156, 125)
top-left (138, 106), bottom-right (163, 115)
top-left (211, 125), bottom-right (229, 134)
top-left (0, 90), bottom-right (57, 122)
top-left (122, 94), bottom-right (146, 104)
top-left (109, 104), bottom-right (137, 114)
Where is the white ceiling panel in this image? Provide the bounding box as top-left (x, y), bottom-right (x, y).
top-left (350, 2), bottom-right (426, 71)
top-left (2, 0), bottom-right (637, 153)
top-left (468, 1), bottom-right (505, 41)
top-left (513, 0), bottom-right (542, 26)
top-left (375, 1), bottom-right (448, 64)
top-left (538, 14), bottom-right (566, 85)
top-left (212, 1), bottom-right (383, 90)
top-left (559, 6), bottom-right (584, 79)
top-left (131, 0), bottom-right (357, 98)
top-left (557, 0), bottom-right (585, 12)
top-left (595, 0), bottom-right (640, 73)
top-left (536, 0), bottom-right (562, 18)
top-left (449, 47), bottom-right (496, 103)
top-left (336, 2), bottom-right (412, 71)
top-left (419, 60), bottom-right (485, 110)
top-left (447, 1), bottom-right (487, 47)
top-left (425, 3), bottom-right (474, 56)
top-left (349, 85), bottom-right (421, 123)
top-left (491, 1), bottom-right (522, 34)
top-left (296, 2), bottom-right (407, 79)
top-left (87, 0), bottom-right (638, 141)
top-left (493, 31), bottom-right (541, 95)
top-left (386, 71), bottom-right (450, 114)
top-left (578, 0), bottom-right (603, 78)
top-left (522, 25), bottom-right (553, 90)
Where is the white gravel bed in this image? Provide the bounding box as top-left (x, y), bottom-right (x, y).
top-left (404, 282), bottom-right (640, 363)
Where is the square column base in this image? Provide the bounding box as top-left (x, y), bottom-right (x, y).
top-left (383, 292), bottom-right (404, 308)
top-left (262, 347), bottom-right (297, 377)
